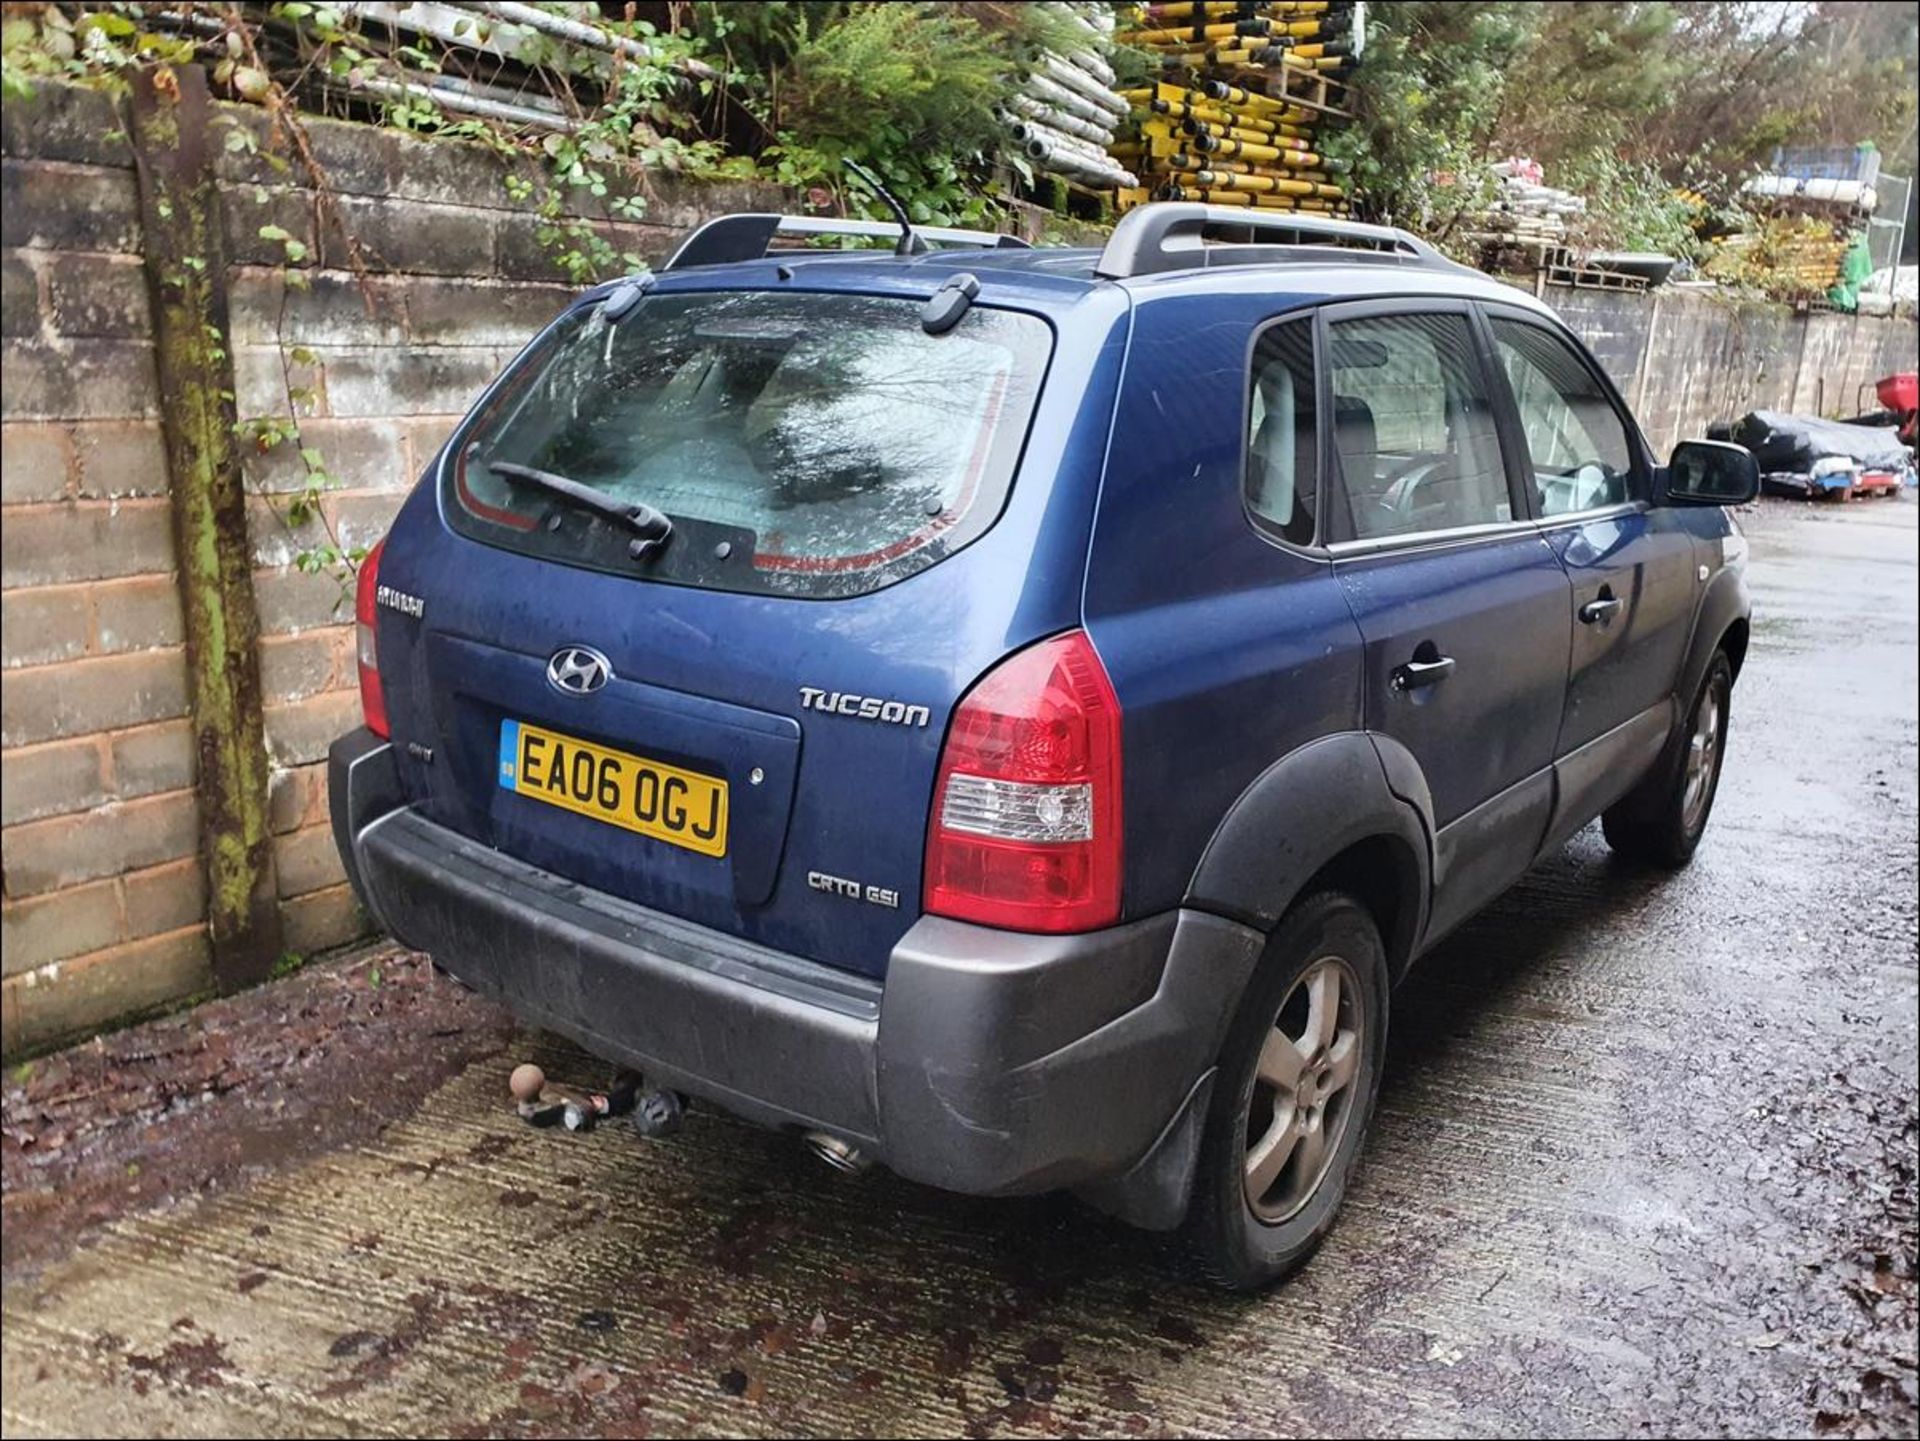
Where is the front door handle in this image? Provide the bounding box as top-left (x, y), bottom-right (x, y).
top-left (1391, 655), bottom-right (1456, 691)
top-left (1579, 592), bottom-right (1624, 625)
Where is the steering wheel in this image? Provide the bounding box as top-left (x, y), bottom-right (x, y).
top-left (1381, 456), bottom-right (1451, 523)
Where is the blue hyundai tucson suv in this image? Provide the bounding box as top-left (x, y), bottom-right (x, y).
top-left (330, 203), bottom-right (1758, 1289)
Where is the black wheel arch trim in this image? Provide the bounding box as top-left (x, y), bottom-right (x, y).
top-left (1184, 732), bottom-right (1433, 981)
top-left (1678, 563), bottom-right (1753, 711)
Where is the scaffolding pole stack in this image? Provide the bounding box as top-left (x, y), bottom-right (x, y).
top-left (1109, 0), bottom-right (1362, 215)
top-left (998, 3), bottom-right (1137, 193)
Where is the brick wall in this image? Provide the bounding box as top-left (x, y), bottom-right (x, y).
top-left (1, 91), bottom-right (203, 1053)
top-left (1, 79), bottom-right (781, 1055)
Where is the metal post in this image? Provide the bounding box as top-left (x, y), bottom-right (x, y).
top-left (1890, 172), bottom-right (1911, 272)
top-left (1632, 288), bottom-right (1661, 418)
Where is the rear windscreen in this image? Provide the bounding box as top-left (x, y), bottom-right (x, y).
top-left (442, 289), bottom-right (1052, 598)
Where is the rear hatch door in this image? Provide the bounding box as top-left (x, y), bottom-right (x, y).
top-left (377, 279), bottom-right (1081, 976)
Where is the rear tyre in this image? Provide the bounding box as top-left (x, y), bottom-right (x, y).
top-left (1184, 891), bottom-right (1388, 1291)
top-left (1603, 651), bottom-right (1734, 868)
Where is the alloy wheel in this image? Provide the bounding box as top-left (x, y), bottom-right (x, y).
top-left (1243, 955), bottom-right (1365, 1224)
top-left (1682, 686), bottom-right (1723, 831)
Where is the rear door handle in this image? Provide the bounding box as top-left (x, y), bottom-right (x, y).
top-left (1579, 594), bottom-right (1624, 625)
top-left (1391, 655), bottom-right (1456, 691)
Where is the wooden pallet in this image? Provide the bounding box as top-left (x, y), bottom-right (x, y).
top-left (1471, 234), bottom-right (1567, 283)
top-left (1467, 231), bottom-right (1567, 251)
top-left (1215, 61), bottom-right (1354, 121)
top-left (1545, 264), bottom-right (1649, 293)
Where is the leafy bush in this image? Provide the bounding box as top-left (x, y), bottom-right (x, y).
top-left (1320, 2), bottom-right (1532, 237)
top-left (1556, 153), bottom-right (1703, 260)
top-left (694, 1), bottom-right (1087, 224)
top-left (1333, 1), bottom-right (1917, 262)
top-left (782, 4), bottom-right (1007, 156)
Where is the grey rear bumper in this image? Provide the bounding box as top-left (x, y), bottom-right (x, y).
top-left (330, 730), bottom-right (1263, 1210)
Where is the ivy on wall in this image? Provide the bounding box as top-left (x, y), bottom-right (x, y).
top-left (3, 3), bottom-right (737, 594)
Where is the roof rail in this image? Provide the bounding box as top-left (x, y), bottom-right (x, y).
top-left (1094, 202), bottom-right (1456, 280)
top-left (664, 214), bottom-right (1031, 272)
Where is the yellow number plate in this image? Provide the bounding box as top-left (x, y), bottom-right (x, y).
top-left (498, 720), bottom-right (727, 857)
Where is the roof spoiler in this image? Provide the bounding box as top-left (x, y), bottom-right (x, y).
top-left (664, 214), bottom-right (1031, 272)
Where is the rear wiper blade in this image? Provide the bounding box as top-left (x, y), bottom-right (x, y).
top-left (484, 458), bottom-right (672, 557)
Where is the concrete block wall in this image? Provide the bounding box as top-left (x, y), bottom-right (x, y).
top-left (1792, 311), bottom-right (1919, 422)
top-left (1, 79), bottom-right (782, 1055)
top-left (1555, 287), bottom-right (1919, 454)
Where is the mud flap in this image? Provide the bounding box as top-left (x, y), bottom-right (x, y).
top-left (1074, 1068), bottom-right (1216, 1231)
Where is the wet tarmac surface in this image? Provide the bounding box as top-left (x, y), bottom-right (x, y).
top-left (3, 495), bottom-right (1916, 1438)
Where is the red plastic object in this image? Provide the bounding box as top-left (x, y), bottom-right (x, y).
top-left (1876, 372), bottom-right (1917, 415)
top-left (355, 539), bottom-right (389, 738)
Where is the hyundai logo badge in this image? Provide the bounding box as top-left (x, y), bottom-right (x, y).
top-left (547, 646), bottom-right (612, 695)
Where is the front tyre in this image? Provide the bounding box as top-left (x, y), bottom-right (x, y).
top-left (1185, 891), bottom-right (1389, 1290)
top-left (1603, 651), bottom-right (1734, 868)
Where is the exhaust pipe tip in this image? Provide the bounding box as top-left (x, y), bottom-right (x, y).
top-left (803, 1130), bottom-right (873, 1175)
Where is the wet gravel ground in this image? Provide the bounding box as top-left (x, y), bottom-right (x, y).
top-left (3, 495), bottom-right (1915, 1438)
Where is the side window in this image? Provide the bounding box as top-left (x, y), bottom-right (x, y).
top-left (1325, 311), bottom-right (1511, 541)
top-left (1245, 319), bottom-right (1318, 546)
top-left (1489, 317), bottom-right (1635, 516)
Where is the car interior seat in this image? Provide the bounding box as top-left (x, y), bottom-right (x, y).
top-left (1248, 371), bottom-right (1316, 535)
top-left (1332, 394), bottom-right (1382, 531)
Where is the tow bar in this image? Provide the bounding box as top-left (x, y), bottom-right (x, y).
top-left (508, 1062), bottom-right (685, 1136)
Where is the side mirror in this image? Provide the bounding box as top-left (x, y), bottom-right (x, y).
top-left (1666, 439), bottom-right (1759, 506)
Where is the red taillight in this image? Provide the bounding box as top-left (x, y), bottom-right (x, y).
top-left (924, 630), bottom-right (1122, 933)
top-left (355, 539), bottom-right (389, 738)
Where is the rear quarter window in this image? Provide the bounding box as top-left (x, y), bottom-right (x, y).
top-left (1245, 318), bottom-right (1319, 546)
top-left (444, 290), bottom-right (1052, 598)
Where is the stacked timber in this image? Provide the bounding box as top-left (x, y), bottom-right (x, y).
top-left (1466, 157), bottom-right (1585, 248)
top-left (1462, 155), bottom-right (1590, 280)
top-left (1108, 0), bottom-right (1361, 215)
top-left (1000, 3), bottom-right (1136, 192)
